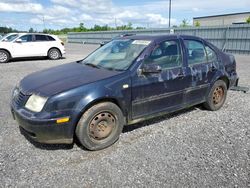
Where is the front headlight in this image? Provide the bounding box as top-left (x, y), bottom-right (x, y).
top-left (25, 94), bottom-right (48, 112)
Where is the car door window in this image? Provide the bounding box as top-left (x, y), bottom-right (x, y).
top-left (19, 35), bottom-right (33, 42)
top-left (35, 35), bottom-right (48, 42)
top-left (145, 40), bottom-right (182, 69)
top-left (205, 45), bottom-right (217, 62)
top-left (184, 40), bottom-right (207, 65)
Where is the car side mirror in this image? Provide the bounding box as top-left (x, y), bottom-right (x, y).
top-left (140, 64), bottom-right (162, 74)
top-left (15, 39), bottom-right (22, 43)
top-left (100, 41), bottom-right (106, 47)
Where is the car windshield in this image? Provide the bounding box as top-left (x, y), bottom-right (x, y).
top-left (1, 34), bottom-right (19, 42)
top-left (8, 34), bottom-right (20, 42)
top-left (82, 39), bottom-right (151, 71)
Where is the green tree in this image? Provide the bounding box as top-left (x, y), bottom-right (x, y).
top-left (0, 26), bottom-right (17, 33)
top-left (79, 23), bottom-right (87, 31)
top-left (246, 16), bottom-right (250, 24)
top-left (29, 27), bottom-right (34, 33)
top-left (195, 21), bottom-right (201, 27)
top-left (127, 22), bottom-right (133, 30)
top-left (180, 19), bottom-right (189, 27)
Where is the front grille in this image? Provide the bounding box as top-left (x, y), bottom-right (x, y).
top-left (13, 89), bottom-right (30, 107)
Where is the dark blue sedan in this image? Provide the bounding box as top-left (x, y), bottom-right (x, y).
top-left (11, 34), bottom-right (238, 150)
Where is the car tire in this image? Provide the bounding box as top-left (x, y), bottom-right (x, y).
top-left (48, 48), bottom-right (61, 60)
top-left (203, 80), bottom-right (227, 111)
top-left (0, 50), bottom-right (10, 63)
top-left (76, 102), bottom-right (125, 150)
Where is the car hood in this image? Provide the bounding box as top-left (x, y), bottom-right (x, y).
top-left (20, 62), bottom-right (122, 96)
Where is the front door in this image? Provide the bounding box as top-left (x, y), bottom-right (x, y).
top-left (131, 39), bottom-right (189, 119)
top-left (12, 34), bottom-right (35, 57)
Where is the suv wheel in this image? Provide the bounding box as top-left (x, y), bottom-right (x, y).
top-left (0, 50), bottom-right (10, 63)
top-left (48, 48), bottom-right (61, 60)
top-left (203, 80), bottom-right (227, 111)
top-left (76, 102), bottom-right (125, 150)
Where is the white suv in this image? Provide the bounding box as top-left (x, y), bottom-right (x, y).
top-left (0, 33), bottom-right (65, 63)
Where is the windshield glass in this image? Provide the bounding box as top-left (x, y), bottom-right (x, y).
top-left (7, 34), bottom-right (19, 42)
top-left (82, 39), bottom-right (151, 71)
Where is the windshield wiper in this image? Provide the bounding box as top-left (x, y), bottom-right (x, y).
top-left (105, 67), bottom-right (124, 72)
top-left (84, 63), bottom-right (101, 69)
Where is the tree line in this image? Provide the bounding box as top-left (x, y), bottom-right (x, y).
top-left (0, 27), bottom-right (19, 34)
top-left (43, 22), bottom-right (146, 35)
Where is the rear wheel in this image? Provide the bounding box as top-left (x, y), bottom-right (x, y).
top-left (76, 102), bottom-right (125, 150)
top-left (48, 48), bottom-right (61, 60)
top-left (0, 50), bottom-right (10, 63)
top-left (203, 80), bottom-right (227, 111)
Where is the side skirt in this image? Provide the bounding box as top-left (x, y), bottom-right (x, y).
top-left (127, 100), bottom-right (205, 125)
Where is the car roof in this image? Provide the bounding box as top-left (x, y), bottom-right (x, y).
top-left (122, 34), bottom-right (203, 43)
top-left (17, 33), bottom-right (54, 36)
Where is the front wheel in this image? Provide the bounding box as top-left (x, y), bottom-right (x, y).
top-left (203, 80), bottom-right (227, 111)
top-left (0, 50), bottom-right (10, 63)
top-left (76, 102), bottom-right (125, 150)
top-left (48, 48), bottom-right (61, 60)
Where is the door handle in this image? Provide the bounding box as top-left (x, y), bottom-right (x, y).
top-left (209, 66), bottom-right (216, 72)
top-left (177, 73), bottom-right (185, 79)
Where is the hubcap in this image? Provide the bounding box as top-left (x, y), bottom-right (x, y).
top-left (213, 86), bottom-right (224, 105)
top-left (50, 50), bottom-right (59, 59)
top-left (89, 112), bottom-right (116, 141)
top-left (0, 52), bottom-right (7, 62)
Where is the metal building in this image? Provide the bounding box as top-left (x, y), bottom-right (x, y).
top-left (193, 12), bottom-right (250, 26)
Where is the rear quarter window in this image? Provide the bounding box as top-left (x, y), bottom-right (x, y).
top-left (47, 36), bottom-right (56, 41)
top-left (205, 45), bottom-right (218, 62)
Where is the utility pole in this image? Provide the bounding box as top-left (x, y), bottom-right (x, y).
top-left (168, 0), bottom-right (171, 28)
top-left (42, 16), bottom-right (45, 30)
top-left (115, 18), bottom-right (117, 29)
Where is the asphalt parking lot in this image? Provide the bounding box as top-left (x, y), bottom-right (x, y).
top-left (0, 43), bottom-right (249, 187)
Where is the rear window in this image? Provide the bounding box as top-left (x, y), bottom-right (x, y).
top-left (35, 35), bottom-right (48, 41)
top-left (184, 40), bottom-right (207, 65)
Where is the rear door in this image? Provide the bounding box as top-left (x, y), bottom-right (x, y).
top-left (131, 38), bottom-right (189, 119)
top-left (183, 38), bottom-right (219, 104)
top-left (32, 34), bottom-right (51, 56)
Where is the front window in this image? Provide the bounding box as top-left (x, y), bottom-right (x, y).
top-left (18, 35), bottom-right (33, 42)
top-left (144, 40), bottom-right (182, 69)
top-left (82, 39), bottom-right (151, 71)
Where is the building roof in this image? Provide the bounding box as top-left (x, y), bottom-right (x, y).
top-left (193, 12), bottom-right (250, 19)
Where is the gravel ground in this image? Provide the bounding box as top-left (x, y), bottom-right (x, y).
top-left (0, 43), bottom-right (249, 187)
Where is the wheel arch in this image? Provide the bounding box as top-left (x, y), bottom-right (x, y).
top-left (217, 76), bottom-right (229, 89)
top-left (47, 47), bottom-right (62, 56)
top-left (73, 97), bottom-right (127, 133)
top-left (0, 48), bottom-right (12, 58)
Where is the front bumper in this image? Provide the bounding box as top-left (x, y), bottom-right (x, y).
top-left (11, 107), bottom-right (73, 144)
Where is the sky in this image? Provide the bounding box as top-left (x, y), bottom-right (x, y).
top-left (0, 0), bottom-right (250, 31)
